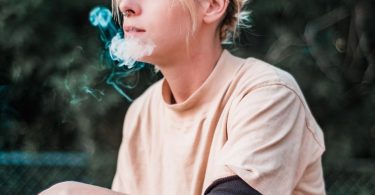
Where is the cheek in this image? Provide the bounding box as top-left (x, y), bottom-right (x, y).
top-left (144, 3), bottom-right (193, 49)
top-left (168, 11), bottom-right (193, 37)
top-left (149, 16), bottom-right (190, 46)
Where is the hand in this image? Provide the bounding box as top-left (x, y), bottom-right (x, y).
top-left (39, 181), bottom-right (127, 195)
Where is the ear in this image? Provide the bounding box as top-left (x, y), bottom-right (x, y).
top-left (200, 0), bottom-right (229, 24)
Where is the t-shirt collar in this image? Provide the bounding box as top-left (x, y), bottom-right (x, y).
top-left (160, 49), bottom-right (245, 114)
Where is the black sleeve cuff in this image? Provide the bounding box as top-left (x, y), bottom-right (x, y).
top-left (204, 175), bottom-right (262, 195)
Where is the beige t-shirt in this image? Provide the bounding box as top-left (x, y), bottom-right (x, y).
top-left (112, 50), bottom-right (326, 195)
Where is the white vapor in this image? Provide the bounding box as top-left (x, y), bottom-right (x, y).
top-left (109, 33), bottom-right (155, 68)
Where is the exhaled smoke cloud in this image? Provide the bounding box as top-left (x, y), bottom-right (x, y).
top-left (109, 33), bottom-right (155, 68)
top-left (89, 6), bottom-right (158, 102)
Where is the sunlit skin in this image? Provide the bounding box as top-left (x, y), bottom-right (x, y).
top-left (120, 0), bottom-right (228, 103)
top-left (39, 0), bottom-right (229, 194)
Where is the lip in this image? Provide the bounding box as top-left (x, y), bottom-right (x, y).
top-left (123, 26), bottom-right (146, 36)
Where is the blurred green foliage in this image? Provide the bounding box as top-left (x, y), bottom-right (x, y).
top-left (0, 0), bottom-right (374, 193)
top-left (0, 0), bottom-right (130, 153)
top-left (239, 0), bottom-right (375, 164)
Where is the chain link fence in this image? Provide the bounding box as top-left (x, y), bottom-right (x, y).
top-left (0, 151), bottom-right (117, 195)
top-left (0, 151), bottom-right (374, 194)
top-left (324, 160), bottom-right (375, 195)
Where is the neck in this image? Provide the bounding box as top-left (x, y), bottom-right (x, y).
top-left (159, 41), bottom-right (223, 104)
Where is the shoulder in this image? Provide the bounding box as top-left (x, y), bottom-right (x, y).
top-left (122, 79), bottom-right (163, 134)
top-left (227, 56), bottom-right (325, 156)
top-left (227, 56), bottom-right (319, 125)
top-left (126, 79), bottom-right (163, 116)
top-left (220, 58), bottom-right (326, 194)
top-left (232, 57), bottom-right (302, 96)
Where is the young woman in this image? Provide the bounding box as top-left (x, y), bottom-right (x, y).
top-left (40, 0), bottom-right (326, 194)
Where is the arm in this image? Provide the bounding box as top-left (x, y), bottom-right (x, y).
top-left (39, 181), bottom-right (128, 195)
top-left (221, 84), bottom-right (325, 194)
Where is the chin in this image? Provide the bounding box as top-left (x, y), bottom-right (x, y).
top-left (137, 47), bottom-right (173, 68)
top-left (138, 56), bottom-right (152, 64)
top-left (138, 52), bottom-right (162, 66)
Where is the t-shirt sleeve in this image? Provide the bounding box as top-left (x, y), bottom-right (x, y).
top-left (221, 84), bottom-right (325, 194)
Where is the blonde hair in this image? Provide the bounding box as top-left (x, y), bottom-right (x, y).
top-left (112, 0), bottom-right (250, 42)
top-left (221, 0), bottom-right (251, 42)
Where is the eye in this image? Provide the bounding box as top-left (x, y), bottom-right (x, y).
top-left (121, 12), bottom-right (128, 17)
top-left (122, 10), bottom-right (135, 17)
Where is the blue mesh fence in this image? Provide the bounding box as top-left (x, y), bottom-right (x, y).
top-left (0, 151), bottom-right (116, 195)
top-left (0, 151), bottom-right (374, 194)
top-left (324, 160), bottom-right (375, 195)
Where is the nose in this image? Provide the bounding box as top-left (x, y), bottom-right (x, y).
top-left (119, 0), bottom-right (142, 18)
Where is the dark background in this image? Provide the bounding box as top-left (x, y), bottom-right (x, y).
top-left (0, 0), bottom-right (374, 194)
